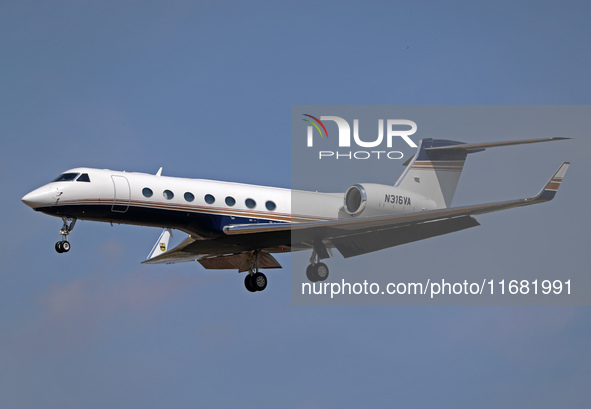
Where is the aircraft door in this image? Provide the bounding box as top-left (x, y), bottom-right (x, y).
top-left (111, 175), bottom-right (130, 213)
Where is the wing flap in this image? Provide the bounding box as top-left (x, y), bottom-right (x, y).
top-left (198, 251), bottom-right (282, 270)
top-left (141, 233), bottom-right (285, 268)
top-left (331, 216), bottom-right (480, 258)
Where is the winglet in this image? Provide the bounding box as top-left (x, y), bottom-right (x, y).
top-left (535, 162), bottom-right (570, 202)
top-left (146, 228), bottom-right (172, 260)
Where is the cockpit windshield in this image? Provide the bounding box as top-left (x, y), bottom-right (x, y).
top-left (76, 173), bottom-right (91, 182)
top-left (52, 173), bottom-right (80, 182)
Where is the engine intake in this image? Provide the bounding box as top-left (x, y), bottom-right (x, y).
top-left (344, 184), bottom-right (367, 216)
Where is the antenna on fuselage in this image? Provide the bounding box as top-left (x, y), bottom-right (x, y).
top-left (156, 167), bottom-right (163, 177)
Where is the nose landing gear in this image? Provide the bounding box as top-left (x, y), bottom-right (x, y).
top-left (55, 217), bottom-right (76, 253)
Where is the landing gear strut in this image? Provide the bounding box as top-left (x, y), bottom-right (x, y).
top-left (244, 250), bottom-right (268, 292)
top-left (55, 217), bottom-right (76, 253)
top-left (306, 250), bottom-right (330, 282)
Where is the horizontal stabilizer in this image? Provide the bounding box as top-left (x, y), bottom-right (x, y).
top-left (425, 137), bottom-right (570, 153)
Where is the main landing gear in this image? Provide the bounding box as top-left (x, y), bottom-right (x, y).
top-left (55, 217), bottom-right (76, 253)
top-left (306, 250), bottom-right (330, 282)
top-left (244, 250), bottom-right (268, 292)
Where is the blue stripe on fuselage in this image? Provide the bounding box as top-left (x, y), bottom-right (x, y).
top-left (34, 203), bottom-right (288, 234)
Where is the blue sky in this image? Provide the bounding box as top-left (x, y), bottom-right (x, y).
top-left (1, 1), bottom-right (590, 408)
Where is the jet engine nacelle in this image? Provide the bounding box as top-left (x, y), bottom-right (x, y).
top-left (343, 183), bottom-right (437, 217)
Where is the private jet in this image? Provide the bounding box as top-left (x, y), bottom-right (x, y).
top-left (22, 137), bottom-right (569, 292)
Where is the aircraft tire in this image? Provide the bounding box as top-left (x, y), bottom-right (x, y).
top-left (306, 264), bottom-right (319, 282)
top-left (244, 274), bottom-right (257, 292)
top-left (55, 241), bottom-right (64, 253)
top-left (314, 262), bottom-right (329, 281)
top-left (61, 241), bottom-right (70, 252)
top-left (251, 272), bottom-right (267, 291)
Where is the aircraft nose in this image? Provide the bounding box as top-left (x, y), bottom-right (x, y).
top-left (22, 187), bottom-right (56, 209)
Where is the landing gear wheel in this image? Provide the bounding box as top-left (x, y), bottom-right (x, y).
top-left (61, 241), bottom-right (70, 252)
top-left (251, 272), bottom-right (267, 291)
top-left (242, 250), bottom-right (268, 292)
top-left (55, 240), bottom-right (70, 253)
top-left (244, 274), bottom-right (257, 293)
top-left (306, 264), bottom-right (319, 282)
top-left (314, 262), bottom-right (329, 281)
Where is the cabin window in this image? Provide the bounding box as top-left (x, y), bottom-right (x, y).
top-left (225, 196), bottom-right (236, 206)
top-left (205, 194), bottom-right (215, 204)
top-left (142, 188), bottom-right (153, 198)
top-left (163, 190), bottom-right (174, 200)
top-left (265, 200), bottom-right (276, 211)
top-left (245, 198), bottom-right (256, 209)
top-left (76, 173), bottom-right (91, 182)
top-left (184, 192), bottom-right (195, 202)
top-left (53, 173), bottom-right (79, 182)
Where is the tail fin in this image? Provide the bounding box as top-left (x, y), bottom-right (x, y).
top-left (395, 137), bottom-right (570, 208)
top-left (395, 139), bottom-right (470, 208)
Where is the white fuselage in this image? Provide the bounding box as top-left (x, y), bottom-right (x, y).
top-left (22, 167), bottom-right (437, 237)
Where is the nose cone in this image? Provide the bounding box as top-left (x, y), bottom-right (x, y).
top-left (22, 186), bottom-right (56, 209)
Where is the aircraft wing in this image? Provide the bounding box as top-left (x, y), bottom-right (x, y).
top-left (222, 162), bottom-right (570, 258)
top-left (144, 162), bottom-right (568, 264)
top-left (142, 234), bottom-right (284, 270)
